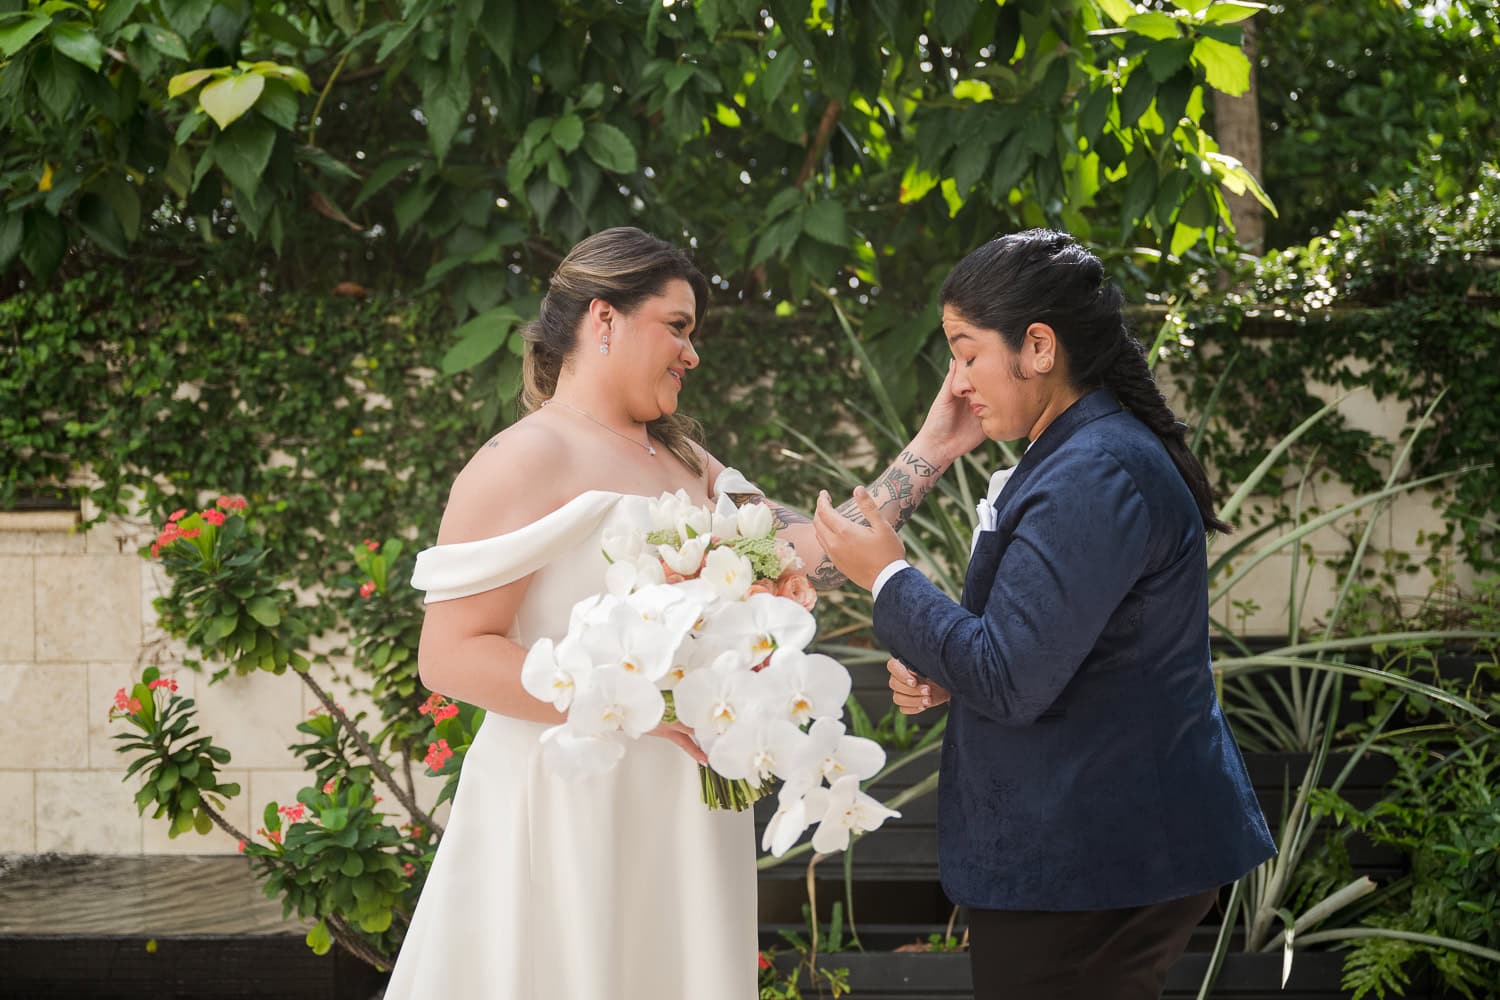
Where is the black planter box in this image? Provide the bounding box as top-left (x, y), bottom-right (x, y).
top-left (768, 946), bottom-right (1432, 1000)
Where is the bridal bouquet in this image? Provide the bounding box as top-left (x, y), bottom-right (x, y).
top-left (520, 490), bottom-right (899, 857)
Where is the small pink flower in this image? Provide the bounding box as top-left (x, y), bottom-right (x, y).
top-left (237, 839), bottom-right (246, 853)
top-left (179, 527), bottom-right (201, 540)
top-left (359, 580), bottom-right (377, 599)
top-left (202, 509), bottom-right (226, 526)
top-left (127, 697), bottom-right (142, 713)
top-left (759, 952), bottom-right (772, 971)
top-left (216, 495), bottom-right (247, 511)
top-left (267, 829), bottom-right (282, 845)
top-left (363, 539), bottom-right (380, 552)
top-left (113, 688), bottom-right (130, 711)
top-left (424, 739), bottom-right (453, 771)
top-left (278, 803), bottom-right (306, 823)
top-left (167, 509), bottom-right (187, 522)
top-left (148, 678), bottom-right (178, 692)
top-left (402, 862), bottom-right (415, 876)
top-left (747, 579), bottom-right (777, 598)
top-left (775, 571), bottom-right (817, 611)
top-left (373, 795), bottom-right (382, 804)
top-left (433, 702), bottom-right (458, 722)
top-left (322, 779), bottom-right (336, 794)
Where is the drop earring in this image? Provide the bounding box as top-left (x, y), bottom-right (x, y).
top-left (600, 332), bottom-right (610, 355)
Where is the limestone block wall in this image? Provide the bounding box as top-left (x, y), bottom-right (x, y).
top-left (0, 509), bottom-right (443, 857)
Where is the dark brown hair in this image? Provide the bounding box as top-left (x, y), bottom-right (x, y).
top-left (520, 227), bottom-right (709, 475)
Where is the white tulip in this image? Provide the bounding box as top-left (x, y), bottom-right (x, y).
top-left (760, 648), bottom-right (853, 725)
top-left (711, 493), bottom-right (741, 540)
top-left (810, 774), bottom-right (901, 854)
top-left (736, 501), bottom-right (774, 540)
top-left (701, 546), bottom-right (755, 602)
top-left (658, 536), bottom-right (710, 577)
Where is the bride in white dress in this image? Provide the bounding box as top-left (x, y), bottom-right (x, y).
top-left (383, 228), bottom-right (980, 999)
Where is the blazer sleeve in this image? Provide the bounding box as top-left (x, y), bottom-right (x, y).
top-left (872, 450), bottom-right (1153, 725)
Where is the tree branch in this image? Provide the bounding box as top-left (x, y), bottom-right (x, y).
top-left (796, 100), bottom-right (843, 189)
top-left (299, 669), bottom-right (443, 837)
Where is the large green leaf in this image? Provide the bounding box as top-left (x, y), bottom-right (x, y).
top-left (581, 121), bottom-right (637, 174)
top-left (1192, 36), bottom-right (1250, 96)
top-left (51, 23), bottom-right (104, 71)
top-left (0, 211), bottom-right (22, 270)
top-left (211, 117), bottom-right (277, 197)
top-left (440, 307), bottom-right (519, 374)
top-left (77, 192), bottom-right (127, 257)
top-left (0, 14), bottom-right (49, 57)
top-left (200, 73), bottom-right (266, 130)
top-left (802, 199), bottom-right (847, 247)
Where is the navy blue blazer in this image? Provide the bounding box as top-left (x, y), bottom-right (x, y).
top-left (873, 389), bottom-right (1275, 911)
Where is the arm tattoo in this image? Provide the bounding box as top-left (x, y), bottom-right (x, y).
top-left (766, 501), bottom-right (812, 528)
top-left (806, 447), bottom-right (945, 591)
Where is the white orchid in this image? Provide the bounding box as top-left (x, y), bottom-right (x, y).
top-left (707, 710), bottom-right (808, 784)
top-left (701, 546), bottom-right (755, 602)
top-left (709, 593), bottom-right (817, 664)
top-left (568, 666), bottom-right (666, 739)
top-left (672, 650), bottom-right (757, 737)
top-left (761, 784), bottom-right (830, 857)
top-left (810, 774), bottom-right (901, 854)
top-left (538, 725), bottom-right (626, 778)
top-left (803, 717), bottom-right (885, 784)
top-left (520, 636), bottom-right (594, 712)
top-left (736, 501), bottom-right (774, 540)
top-left (710, 493), bottom-right (742, 540)
top-left (658, 535), bottom-right (710, 577)
top-left (759, 649), bottom-right (852, 725)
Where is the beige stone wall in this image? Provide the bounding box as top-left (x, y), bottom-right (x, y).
top-left (0, 509), bottom-right (443, 857)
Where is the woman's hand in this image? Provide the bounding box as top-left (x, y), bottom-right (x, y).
top-left (812, 486), bottom-right (905, 591)
top-left (887, 657), bottom-right (951, 715)
top-left (915, 360), bottom-right (986, 463)
top-left (647, 719), bottom-right (708, 764)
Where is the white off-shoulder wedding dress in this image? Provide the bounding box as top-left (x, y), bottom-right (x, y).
top-left (384, 479), bottom-right (758, 1000)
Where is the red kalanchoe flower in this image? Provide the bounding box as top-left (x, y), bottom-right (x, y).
top-left (758, 952), bottom-right (772, 971)
top-left (167, 508), bottom-right (187, 522)
top-left (127, 697), bottom-right (142, 713)
top-left (113, 687), bottom-right (130, 711)
top-left (148, 678), bottom-right (178, 692)
top-left (237, 839), bottom-right (246, 854)
top-left (363, 538), bottom-right (380, 552)
top-left (216, 494), bottom-right (247, 511)
top-left (179, 527), bottom-right (201, 540)
top-left (322, 779), bottom-right (336, 794)
top-left (403, 862), bottom-right (415, 876)
top-left (268, 829), bottom-right (282, 845)
top-left (359, 580), bottom-right (377, 599)
top-left (278, 803), bottom-right (306, 823)
top-left (202, 509), bottom-right (226, 527)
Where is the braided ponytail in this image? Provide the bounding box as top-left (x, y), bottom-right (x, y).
top-left (940, 229), bottom-right (1230, 536)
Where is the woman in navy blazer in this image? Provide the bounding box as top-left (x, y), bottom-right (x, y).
top-left (814, 230), bottom-right (1275, 999)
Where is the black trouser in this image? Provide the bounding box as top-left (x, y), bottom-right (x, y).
top-left (967, 889), bottom-right (1218, 999)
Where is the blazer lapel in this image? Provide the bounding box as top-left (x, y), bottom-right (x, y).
top-left (958, 389), bottom-right (1124, 612)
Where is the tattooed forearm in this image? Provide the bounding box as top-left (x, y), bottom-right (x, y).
top-left (868, 449), bottom-right (941, 534)
top-left (765, 501), bottom-right (812, 528)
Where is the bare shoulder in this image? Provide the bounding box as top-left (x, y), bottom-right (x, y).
top-left (437, 417), bottom-right (576, 544)
top-left (690, 441), bottom-right (726, 491)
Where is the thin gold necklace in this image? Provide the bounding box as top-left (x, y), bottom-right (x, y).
top-left (543, 399), bottom-right (657, 456)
